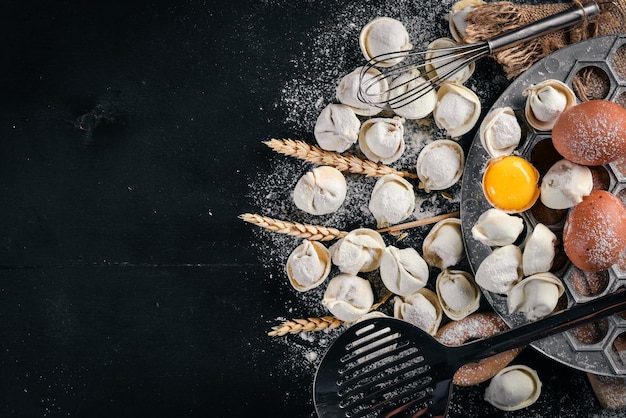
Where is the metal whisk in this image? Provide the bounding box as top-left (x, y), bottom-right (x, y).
top-left (358, 1), bottom-right (614, 109)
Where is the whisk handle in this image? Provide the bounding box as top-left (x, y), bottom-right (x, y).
top-left (487, 2), bottom-right (601, 53)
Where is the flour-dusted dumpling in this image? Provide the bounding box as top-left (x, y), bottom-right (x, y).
top-left (479, 107), bottom-right (522, 158)
top-left (416, 139), bottom-right (464, 192)
top-left (436, 269), bottom-right (480, 320)
top-left (433, 82), bottom-right (481, 138)
top-left (523, 79), bottom-right (576, 131)
top-left (380, 246), bottom-right (429, 296)
top-left (422, 217), bottom-right (465, 269)
top-left (330, 228), bottom-right (386, 275)
top-left (293, 166), bottom-right (347, 215)
top-left (425, 37), bottom-right (474, 85)
top-left (359, 17), bottom-right (412, 67)
top-left (522, 223), bottom-right (557, 276)
top-left (388, 68), bottom-right (437, 119)
top-left (448, 0), bottom-right (486, 42)
top-left (475, 244), bottom-right (523, 294)
top-left (368, 174), bottom-right (415, 228)
top-left (394, 288), bottom-right (442, 335)
top-left (337, 66), bottom-right (388, 116)
top-left (358, 116), bottom-right (405, 164)
top-left (508, 272), bottom-right (564, 321)
top-left (314, 103), bottom-right (361, 153)
top-left (540, 159), bottom-right (593, 209)
top-left (322, 274), bottom-right (374, 322)
top-left (286, 239), bottom-right (332, 292)
top-left (485, 365), bottom-right (542, 411)
top-left (471, 208), bottom-right (524, 247)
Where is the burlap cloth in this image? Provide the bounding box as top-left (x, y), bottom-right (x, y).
top-left (464, 0), bottom-right (626, 100)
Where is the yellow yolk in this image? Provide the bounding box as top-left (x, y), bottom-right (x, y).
top-left (482, 156), bottom-right (540, 213)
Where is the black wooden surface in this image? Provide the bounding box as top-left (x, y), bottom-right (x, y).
top-left (1, 1), bottom-right (625, 417)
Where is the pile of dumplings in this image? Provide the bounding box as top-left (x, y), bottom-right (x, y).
top-left (282, 1), bottom-right (550, 413)
top-left (286, 217), bottom-right (479, 335)
top-left (287, 10), bottom-right (490, 333)
top-left (296, 12), bottom-right (482, 227)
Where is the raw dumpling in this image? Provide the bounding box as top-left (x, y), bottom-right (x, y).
top-left (523, 79), bottom-right (576, 131)
top-left (484, 365), bottom-right (542, 411)
top-left (471, 208), bottom-right (524, 247)
top-left (293, 166), bottom-right (347, 215)
top-left (433, 82), bottom-right (481, 138)
top-left (425, 37), bottom-right (474, 85)
top-left (508, 272), bottom-right (564, 321)
top-left (475, 244), bottom-right (523, 294)
top-left (368, 174), bottom-right (415, 228)
top-left (436, 269), bottom-right (480, 320)
top-left (540, 159), bottom-right (593, 209)
top-left (388, 68), bottom-right (437, 119)
top-left (394, 288), bottom-right (442, 335)
top-left (422, 217), bottom-right (465, 269)
top-left (359, 17), bottom-right (412, 67)
top-left (314, 103), bottom-right (361, 153)
top-left (336, 66), bottom-right (388, 116)
top-left (416, 139), bottom-right (464, 192)
top-left (479, 107), bottom-right (522, 158)
top-left (358, 116), bottom-right (405, 164)
top-left (322, 274), bottom-right (374, 322)
top-left (286, 239), bottom-right (332, 292)
top-left (380, 246), bottom-right (429, 296)
top-left (330, 228), bottom-right (386, 275)
top-left (448, 0), bottom-right (486, 42)
top-left (522, 223), bottom-right (557, 276)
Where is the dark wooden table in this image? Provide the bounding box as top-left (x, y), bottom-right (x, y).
top-left (1, 0), bottom-right (624, 417)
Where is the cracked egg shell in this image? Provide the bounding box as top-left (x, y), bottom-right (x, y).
top-left (436, 269), bottom-right (480, 321)
top-left (482, 155), bottom-right (540, 213)
top-left (523, 79), bottom-right (576, 131)
top-left (484, 365), bottom-right (542, 411)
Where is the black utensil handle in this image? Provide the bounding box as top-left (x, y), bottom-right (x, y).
top-left (460, 288), bottom-right (626, 364)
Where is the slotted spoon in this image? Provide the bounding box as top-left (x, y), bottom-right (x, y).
top-left (314, 289), bottom-right (626, 418)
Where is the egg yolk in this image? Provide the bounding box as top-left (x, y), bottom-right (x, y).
top-left (483, 156), bottom-right (540, 212)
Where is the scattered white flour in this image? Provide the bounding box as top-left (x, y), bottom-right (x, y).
top-left (241, 0), bottom-right (626, 416)
top-left (246, 0), bottom-right (464, 382)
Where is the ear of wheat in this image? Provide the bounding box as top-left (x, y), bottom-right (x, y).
top-left (239, 213), bottom-right (348, 241)
top-left (267, 292), bottom-right (394, 337)
top-left (268, 316), bottom-right (343, 337)
top-left (264, 138), bottom-right (418, 179)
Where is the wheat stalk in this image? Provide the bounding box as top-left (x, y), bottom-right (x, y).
top-left (239, 213), bottom-right (348, 241)
top-left (240, 211), bottom-right (460, 241)
top-left (267, 292), bottom-right (394, 337)
top-left (268, 316), bottom-right (343, 337)
top-left (264, 138), bottom-right (418, 179)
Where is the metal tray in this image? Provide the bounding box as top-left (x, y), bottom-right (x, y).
top-left (461, 34), bottom-right (626, 376)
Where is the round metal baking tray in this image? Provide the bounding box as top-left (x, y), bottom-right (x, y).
top-left (461, 34), bottom-right (626, 376)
